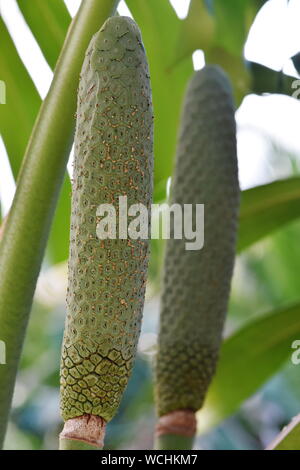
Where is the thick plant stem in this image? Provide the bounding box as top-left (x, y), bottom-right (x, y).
top-left (155, 435), bottom-right (195, 451)
top-left (60, 440), bottom-right (100, 451)
top-left (59, 415), bottom-right (106, 450)
top-left (0, 0), bottom-right (119, 448)
top-left (155, 410), bottom-right (196, 450)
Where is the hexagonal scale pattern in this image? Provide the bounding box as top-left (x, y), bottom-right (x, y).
top-left (60, 17), bottom-right (153, 423)
top-left (155, 66), bottom-right (240, 416)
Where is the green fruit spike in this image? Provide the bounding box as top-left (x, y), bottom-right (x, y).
top-left (155, 66), bottom-right (240, 431)
top-left (60, 15), bottom-right (153, 437)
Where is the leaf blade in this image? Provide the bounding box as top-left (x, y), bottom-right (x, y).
top-left (0, 15), bottom-right (71, 264)
top-left (16, 0), bottom-right (71, 69)
top-left (200, 303), bottom-right (300, 433)
top-left (238, 177), bottom-right (300, 252)
top-left (267, 414), bottom-right (300, 450)
top-left (0, 17), bottom-right (41, 177)
top-left (213, 0), bottom-right (248, 57)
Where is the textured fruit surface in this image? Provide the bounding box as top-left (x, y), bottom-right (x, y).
top-left (155, 66), bottom-right (239, 416)
top-left (60, 16), bottom-right (153, 423)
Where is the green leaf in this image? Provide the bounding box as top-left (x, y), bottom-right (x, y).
top-left (210, 1), bottom-right (269, 56)
top-left (15, 0), bottom-right (72, 263)
top-left (179, 0), bottom-right (266, 62)
top-left (171, 1), bottom-right (274, 103)
top-left (249, 61), bottom-right (297, 96)
top-left (0, 17), bottom-right (41, 177)
top-left (267, 414), bottom-right (300, 450)
top-left (205, 46), bottom-right (250, 103)
top-left (125, 0), bottom-right (193, 185)
top-left (292, 52), bottom-right (300, 76)
top-left (171, 0), bottom-right (251, 103)
top-left (212, 0), bottom-right (248, 56)
top-left (3, 0), bottom-right (73, 264)
top-left (200, 303), bottom-right (300, 433)
top-left (238, 177), bottom-right (300, 252)
top-left (246, 1), bottom-right (269, 28)
top-left (16, 0), bottom-right (71, 69)
top-left (0, 15), bottom-right (70, 264)
top-left (170, 0), bottom-right (215, 66)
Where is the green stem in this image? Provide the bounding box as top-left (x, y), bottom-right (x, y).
top-left (0, 0), bottom-right (119, 448)
top-left (59, 439), bottom-right (101, 451)
top-left (155, 434), bottom-right (195, 451)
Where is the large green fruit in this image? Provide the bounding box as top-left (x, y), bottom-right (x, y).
top-left (155, 66), bottom-right (239, 417)
top-left (60, 16), bottom-right (153, 424)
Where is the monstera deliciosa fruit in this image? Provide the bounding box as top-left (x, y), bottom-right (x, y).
top-left (59, 16), bottom-right (153, 450)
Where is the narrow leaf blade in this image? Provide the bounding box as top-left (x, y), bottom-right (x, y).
top-left (238, 177), bottom-right (300, 252)
top-left (267, 414), bottom-right (300, 450)
top-left (200, 303), bottom-right (300, 433)
top-left (0, 17), bottom-right (41, 177)
top-left (16, 0), bottom-right (71, 69)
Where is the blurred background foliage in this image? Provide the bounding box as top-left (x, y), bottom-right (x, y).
top-left (1, 0), bottom-right (300, 450)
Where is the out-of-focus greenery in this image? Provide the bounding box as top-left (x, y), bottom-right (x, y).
top-left (1, 0), bottom-right (300, 450)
